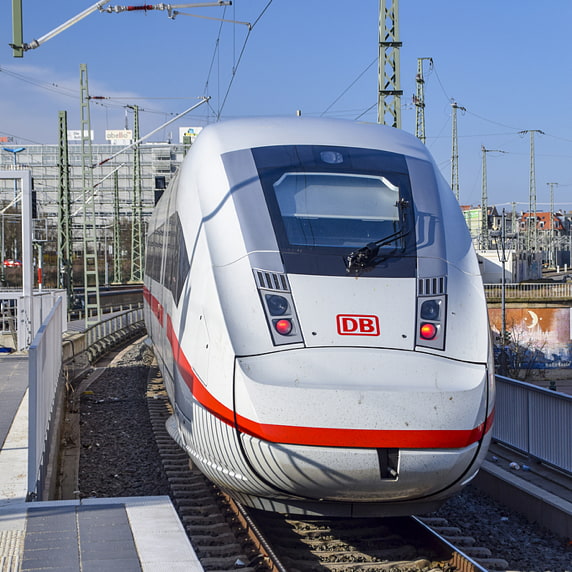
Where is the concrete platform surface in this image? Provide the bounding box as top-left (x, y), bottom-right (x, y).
top-left (0, 353), bottom-right (203, 571)
top-left (0, 497), bottom-right (202, 571)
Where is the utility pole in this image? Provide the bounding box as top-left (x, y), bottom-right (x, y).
top-left (414, 58), bottom-right (432, 143)
top-left (11, 0), bottom-right (23, 58)
top-left (451, 102), bottom-right (465, 202)
top-left (80, 63), bottom-right (101, 324)
top-left (113, 171), bottom-right (122, 284)
top-left (519, 129), bottom-right (544, 253)
top-left (481, 146), bottom-right (488, 250)
top-left (129, 105), bottom-right (143, 283)
top-left (481, 146), bottom-right (505, 250)
top-left (378, 0), bottom-right (402, 128)
top-left (57, 111), bottom-right (74, 308)
top-left (547, 182), bottom-right (558, 268)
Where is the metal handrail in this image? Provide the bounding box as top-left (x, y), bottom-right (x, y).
top-left (83, 304), bottom-right (144, 348)
top-left (493, 375), bottom-right (572, 475)
top-left (484, 282), bottom-right (572, 300)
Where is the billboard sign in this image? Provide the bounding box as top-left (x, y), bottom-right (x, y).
top-left (67, 130), bottom-right (94, 141)
top-left (179, 127), bottom-right (202, 144)
top-left (105, 129), bottom-right (132, 146)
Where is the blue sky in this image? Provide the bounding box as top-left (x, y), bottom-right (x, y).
top-left (1, 1), bottom-right (572, 210)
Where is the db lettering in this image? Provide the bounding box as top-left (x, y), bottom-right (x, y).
top-left (336, 314), bottom-right (380, 336)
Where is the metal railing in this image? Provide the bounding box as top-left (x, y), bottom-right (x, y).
top-left (28, 297), bottom-right (65, 499)
top-left (83, 305), bottom-right (144, 348)
top-left (484, 282), bottom-right (572, 301)
top-left (493, 375), bottom-right (572, 475)
top-left (0, 289), bottom-right (67, 350)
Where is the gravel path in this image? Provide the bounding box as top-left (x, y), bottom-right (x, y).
top-left (77, 339), bottom-right (572, 571)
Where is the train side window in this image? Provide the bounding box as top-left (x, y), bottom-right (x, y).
top-left (144, 225), bottom-right (164, 283)
top-left (175, 218), bottom-right (190, 304)
top-left (160, 213), bottom-right (190, 305)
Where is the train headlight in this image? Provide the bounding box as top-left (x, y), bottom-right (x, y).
top-left (420, 299), bottom-right (440, 321)
top-left (266, 294), bottom-right (289, 316)
top-left (273, 318), bottom-right (293, 336)
top-left (420, 322), bottom-right (438, 340)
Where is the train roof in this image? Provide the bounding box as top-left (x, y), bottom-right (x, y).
top-left (191, 116), bottom-right (433, 161)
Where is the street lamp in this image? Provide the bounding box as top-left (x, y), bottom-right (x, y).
top-left (491, 209), bottom-right (517, 375)
top-left (3, 147), bottom-right (26, 201)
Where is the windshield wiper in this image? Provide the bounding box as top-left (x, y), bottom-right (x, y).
top-left (344, 198), bottom-right (411, 274)
top-left (344, 229), bottom-right (409, 273)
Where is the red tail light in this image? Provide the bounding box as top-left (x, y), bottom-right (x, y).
top-left (420, 322), bottom-right (437, 340)
top-left (274, 319), bottom-right (293, 336)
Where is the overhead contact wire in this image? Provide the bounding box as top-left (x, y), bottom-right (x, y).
top-left (216, 0), bottom-right (274, 120)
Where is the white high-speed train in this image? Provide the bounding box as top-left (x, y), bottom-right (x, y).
top-left (143, 117), bottom-right (494, 517)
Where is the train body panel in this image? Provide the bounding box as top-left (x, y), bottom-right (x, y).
top-left (144, 116), bottom-right (494, 516)
top-left (233, 349), bottom-right (487, 433)
top-left (290, 275), bottom-right (416, 349)
top-left (239, 437), bottom-right (480, 502)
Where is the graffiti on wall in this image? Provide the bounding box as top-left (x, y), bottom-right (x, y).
top-left (489, 307), bottom-right (572, 369)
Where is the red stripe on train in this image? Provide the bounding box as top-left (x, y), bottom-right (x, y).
top-left (144, 286), bottom-right (494, 449)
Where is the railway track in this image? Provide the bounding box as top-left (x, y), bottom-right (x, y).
top-left (63, 336), bottom-right (572, 571)
top-left (72, 338), bottom-right (566, 570)
top-left (144, 360), bottom-right (502, 572)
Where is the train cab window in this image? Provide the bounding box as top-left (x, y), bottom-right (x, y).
top-left (273, 172), bottom-right (401, 249)
top-left (251, 145), bottom-right (416, 277)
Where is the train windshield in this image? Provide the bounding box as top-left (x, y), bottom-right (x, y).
top-left (272, 172), bottom-right (401, 249)
top-left (252, 145), bottom-right (416, 277)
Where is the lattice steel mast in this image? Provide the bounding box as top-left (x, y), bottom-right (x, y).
top-left (80, 63), bottom-right (101, 323)
top-left (129, 104), bottom-right (143, 283)
top-left (519, 129), bottom-right (544, 252)
top-left (451, 102), bottom-right (465, 202)
top-left (547, 182), bottom-right (558, 268)
top-left (57, 110), bottom-right (74, 305)
top-left (481, 146), bottom-right (505, 250)
top-left (481, 146), bottom-right (488, 250)
top-left (378, 0), bottom-right (402, 127)
top-left (414, 57), bottom-right (432, 143)
top-left (113, 170), bottom-right (122, 284)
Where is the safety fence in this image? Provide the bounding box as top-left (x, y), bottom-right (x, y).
top-left (494, 375), bottom-right (572, 475)
top-left (84, 305), bottom-right (144, 349)
top-left (484, 282), bottom-right (572, 301)
top-left (0, 289), bottom-right (67, 351)
top-left (27, 304), bottom-right (144, 500)
top-left (27, 297), bottom-right (65, 499)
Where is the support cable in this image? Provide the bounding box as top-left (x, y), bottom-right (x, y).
top-left (94, 97), bottom-right (210, 167)
top-left (321, 58), bottom-right (377, 117)
top-left (215, 0), bottom-right (273, 119)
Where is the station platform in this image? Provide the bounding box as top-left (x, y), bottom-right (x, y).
top-left (0, 353), bottom-right (203, 571)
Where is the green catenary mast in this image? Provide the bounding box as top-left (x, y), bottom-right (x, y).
top-left (80, 63), bottom-right (101, 323)
top-left (378, 0), bottom-right (402, 127)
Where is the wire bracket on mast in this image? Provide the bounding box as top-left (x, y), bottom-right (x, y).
top-left (10, 1), bottom-right (231, 53)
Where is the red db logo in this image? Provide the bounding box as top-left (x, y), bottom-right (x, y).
top-left (336, 314), bottom-right (380, 336)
